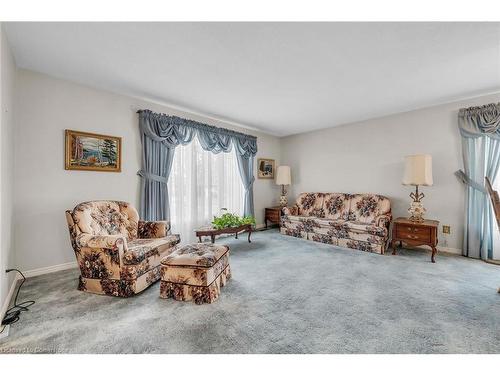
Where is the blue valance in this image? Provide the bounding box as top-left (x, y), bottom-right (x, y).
top-left (458, 103), bottom-right (500, 140)
top-left (138, 109), bottom-right (258, 158)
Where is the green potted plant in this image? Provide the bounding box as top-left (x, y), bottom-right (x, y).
top-left (211, 208), bottom-right (256, 230)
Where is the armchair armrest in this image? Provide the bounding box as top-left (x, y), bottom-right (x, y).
top-left (282, 205), bottom-right (299, 216)
top-left (375, 213), bottom-right (392, 228)
top-left (75, 233), bottom-right (127, 266)
top-left (138, 220), bottom-right (170, 239)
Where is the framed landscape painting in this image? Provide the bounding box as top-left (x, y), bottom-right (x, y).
top-left (257, 158), bottom-right (275, 179)
top-left (65, 130), bottom-right (121, 172)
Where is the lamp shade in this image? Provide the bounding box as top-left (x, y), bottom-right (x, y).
top-left (276, 166), bottom-right (291, 185)
top-left (402, 154), bottom-right (433, 186)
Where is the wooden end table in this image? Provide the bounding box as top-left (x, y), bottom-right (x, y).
top-left (391, 217), bottom-right (439, 263)
top-left (265, 206), bottom-right (282, 228)
top-left (195, 224), bottom-right (252, 244)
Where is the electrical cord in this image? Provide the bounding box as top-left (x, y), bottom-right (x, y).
top-left (1, 269), bottom-right (35, 333)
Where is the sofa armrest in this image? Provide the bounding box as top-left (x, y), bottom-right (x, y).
top-left (138, 220), bottom-right (170, 239)
top-left (282, 205), bottom-right (299, 216)
top-left (375, 213), bottom-right (392, 228)
top-left (75, 233), bottom-right (127, 266)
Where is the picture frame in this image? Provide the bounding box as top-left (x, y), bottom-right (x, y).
top-left (65, 129), bottom-right (122, 172)
top-left (257, 158), bottom-right (275, 179)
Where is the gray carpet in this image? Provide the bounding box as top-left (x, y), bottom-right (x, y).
top-left (1, 229), bottom-right (500, 354)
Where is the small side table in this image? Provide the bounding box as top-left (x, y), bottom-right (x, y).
top-left (265, 206), bottom-right (282, 228)
top-left (391, 217), bottom-right (439, 263)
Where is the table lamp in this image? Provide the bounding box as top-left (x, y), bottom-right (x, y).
top-left (276, 166), bottom-right (291, 207)
top-left (402, 154), bottom-right (433, 222)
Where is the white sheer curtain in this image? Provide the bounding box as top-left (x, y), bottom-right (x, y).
top-left (168, 136), bottom-right (245, 243)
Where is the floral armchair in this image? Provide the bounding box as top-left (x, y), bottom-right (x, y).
top-left (65, 200), bottom-right (180, 297)
top-left (281, 193), bottom-right (392, 254)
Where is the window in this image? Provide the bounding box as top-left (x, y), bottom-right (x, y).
top-left (168, 136), bottom-right (244, 243)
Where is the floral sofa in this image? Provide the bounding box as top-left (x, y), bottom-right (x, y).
top-left (65, 201), bottom-right (180, 297)
top-left (281, 193), bottom-right (392, 254)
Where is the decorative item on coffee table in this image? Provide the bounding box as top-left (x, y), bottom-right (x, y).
top-left (195, 210), bottom-right (255, 243)
top-left (402, 154), bottom-right (433, 222)
top-left (265, 206), bottom-right (282, 228)
top-left (391, 217), bottom-right (439, 263)
top-left (275, 165), bottom-right (291, 206)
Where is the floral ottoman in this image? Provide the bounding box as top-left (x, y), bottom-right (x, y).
top-left (159, 243), bottom-right (231, 304)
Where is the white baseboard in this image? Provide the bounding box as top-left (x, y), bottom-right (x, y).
top-left (0, 261), bottom-right (78, 334)
top-left (407, 244), bottom-right (461, 256)
top-left (437, 246), bottom-right (462, 255)
top-left (22, 261), bottom-right (78, 278)
top-left (0, 274), bottom-right (21, 336)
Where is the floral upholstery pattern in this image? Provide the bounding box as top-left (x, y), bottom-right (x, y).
top-left (160, 267), bottom-right (231, 305)
top-left (282, 206), bottom-right (299, 216)
top-left (124, 235), bottom-right (180, 265)
top-left (160, 243), bottom-right (231, 304)
top-left (138, 220), bottom-right (170, 238)
top-left (349, 194), bottom-right (391, 224)
top-left (161, 243), bottom-right (229, 267)
top-left (323, 193), bottom-right (351, 220)
top-left (72, 201), bottom-right (139, 241)
top-left (296, 193), bottom-right (326, 217)
top-left (65, 200), bottom-right (180, 297)
top-left (281, 193), bottom-right (391, 254)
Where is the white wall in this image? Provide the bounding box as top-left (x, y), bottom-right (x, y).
top-left (280, 93), bottom-right (500, 252)
top-left (14, 69), bottom-right (281, 272)
top-left (0, 25), bottom-right (17, 316)
top-left (12, 65), bottom-right (500, 272)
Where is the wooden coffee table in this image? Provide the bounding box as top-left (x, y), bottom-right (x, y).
top-left (195, 224), bottom-right (252, 244)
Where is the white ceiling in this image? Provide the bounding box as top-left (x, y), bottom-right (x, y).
top-left (4, 22), bottom-right (500, 136)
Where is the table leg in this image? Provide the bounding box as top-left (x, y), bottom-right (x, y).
top-left (248, 228), bottom-right (252, 243)
top-left (198, 236), bottom-right (202, 243)
top-left (391, 239), bottom-right (397, 255)
top-left (235, 231), bottom-right (238, 239)
top-left (431, 246), bottom-right (437, 263)
top-left (211, 235), bottom-right (215, 244)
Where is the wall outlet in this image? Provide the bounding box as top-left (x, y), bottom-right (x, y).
top-left (442, 225), bottom-right (451, 234)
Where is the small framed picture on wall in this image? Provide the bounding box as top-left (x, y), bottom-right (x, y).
top-left (65, 130), bottom-right (122, 172)
top-left (257, 158), bottom-right (275, 179)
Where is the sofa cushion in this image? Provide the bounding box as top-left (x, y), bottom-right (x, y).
top-left (296, 193), bottom-right (326, 217)
top-left (322, 193), bottom-right (351, 220)
top-left (348, 194), bottom-right (390, 224)
top-left (312, 217), bottom-right (346, 228)
top-left (343, 221), bottom-right (388, 238)
top-left (124, 235), bottom-right (180, 265)
top-left (161, 243), bottom-right (229, 267)
top-left (72, 201), bottom-right (139, 240)
top-left (283, 215), bottom-right (320, 232)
